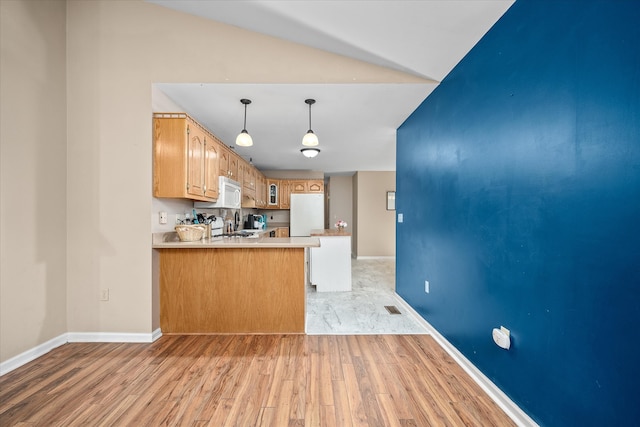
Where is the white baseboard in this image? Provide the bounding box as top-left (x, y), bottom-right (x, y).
top-left (0, 328), bottom-right (163, 376)
top-left (0, 333), bottom-right (68, 376)
top-left (152, 328), bottom-right (163, 341)
top-left (67, 329), bottom-right (162, 343)
top-left (393, 294), bottom-right (539, 427)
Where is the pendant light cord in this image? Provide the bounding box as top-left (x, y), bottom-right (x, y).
top-left (243, 103), bottom-right (248, 130)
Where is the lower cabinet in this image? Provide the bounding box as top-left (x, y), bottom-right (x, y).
top-left (276, 227), bottom-right (289, 238)
top-left (159, 248), bottom-right (305, 333)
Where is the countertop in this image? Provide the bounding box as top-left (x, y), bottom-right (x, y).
top-left (152, 231), bottom-right (319, 249)
top-left (310, 228), bottom-right (352, 237)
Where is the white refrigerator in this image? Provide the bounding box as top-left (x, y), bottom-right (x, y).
top-left (289, 193), bottom-right (324, 236)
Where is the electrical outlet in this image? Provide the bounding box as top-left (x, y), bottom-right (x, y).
top-left (398, 213), bottom-right (403, 223)
top-left (159, 211), bottom-right (167, 224)
top-left (100, 289), bottom-right (109, 301)
top-left (425, 280), bottom-right (430, 293)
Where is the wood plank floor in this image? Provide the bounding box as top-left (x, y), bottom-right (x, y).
top-left (0, 335), bottom-right (516, 426)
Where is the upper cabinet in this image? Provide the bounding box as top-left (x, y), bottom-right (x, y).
top-left (219, 145), bottom-right (241, 182)
top-left (264, 179), bottom-right (322, 209)
top-left (267, 179), bottom-right (279, 207)
top-left (243, 162), bottom-right (256, 194)
top-left (203, 134), bottom-right (220, 200)
top-left (153, 113), bottom-right (219, 201)
top-left (256, 173), bottom-right (267, 208)
top-left (290, 179), bottom-right (324, 194)
top-left (308, 180), bottom-right (324, 193)
top-left (290, 180), bottom-right (307, 193)
top-left (153, 113), bottom-right (323, 206)
top-left (280, 180), bottom-right (291, 209)
top-left (240, 157), bottom-right (268, 209)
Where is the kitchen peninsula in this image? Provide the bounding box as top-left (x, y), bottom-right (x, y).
top-left (153, 233), bottom-right (319, 334)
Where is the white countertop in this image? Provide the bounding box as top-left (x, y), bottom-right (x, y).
top-left (152, 232), bottom-right (319, 249)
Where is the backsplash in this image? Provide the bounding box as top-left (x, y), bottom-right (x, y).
top-left (152, 197), bottom-right (291, 233)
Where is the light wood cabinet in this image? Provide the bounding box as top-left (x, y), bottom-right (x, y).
top-left (267, 179), bottom-right (279, 207)
top-left (280, 180), bottom-right (291, 209)
top-left (203, 135), bottom-right (220, 199)
top-left (272, 179), bottom-right (322, 208)
top-left (218, 144), bottom-right (231, 179)
top-left (154, 113), bottom-right (324, 206)
top-left (290, 180), bottom-right (308, 193)
top-left (243, 162), bottom-right (256, 194)
top-left (239, 160), bottom-right (268, 208)
top-left (159, 247), bottom-right (305, 333)
top-left (308, 180), bottom-right (324, 193)
top-left (219, 145), bottom-right (241, 181)
top-left (230, 153), bottom-right (240, 181)
top-left (276, 227), bottom-right (289, 238)
top-left (289, 179), bottom-right (323, 194)
top-left (153, 113), bottom-right (219, 201)
top-left (256, 173), bottom-right (267, 208)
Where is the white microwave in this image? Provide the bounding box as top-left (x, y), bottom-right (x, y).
top-left (194, 176), bottom-right (241, 209)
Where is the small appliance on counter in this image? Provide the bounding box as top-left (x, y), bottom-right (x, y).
top-left (210, 217), bottom-right (224, 240)
top-left (244, 214), bottom-right (264, 230)
top-left (253, 215), bottom-right (265, 230)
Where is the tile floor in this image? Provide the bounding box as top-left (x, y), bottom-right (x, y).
top-left (306, 258), bottom-right (429, 335)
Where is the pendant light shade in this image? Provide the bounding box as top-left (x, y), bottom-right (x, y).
top-left (301, 148), bottom-right (320, 158)
top-left (235, 99), bottom-right (253, 147)
top-left (302, 99), bottom-right (319, 147)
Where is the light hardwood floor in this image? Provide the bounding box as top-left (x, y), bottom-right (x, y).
top-left (0, 334), bottom-right (515, 426)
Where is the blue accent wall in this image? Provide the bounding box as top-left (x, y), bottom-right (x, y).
top-left (396, 1), bottom-right (640, 426)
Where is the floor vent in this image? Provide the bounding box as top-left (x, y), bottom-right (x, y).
top-left (384, 305), bottom-right (401, 315)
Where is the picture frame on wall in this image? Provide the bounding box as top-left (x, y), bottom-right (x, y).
top-left (386, 191), bottom-right (396, 210)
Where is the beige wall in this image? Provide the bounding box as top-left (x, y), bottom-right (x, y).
top-left (328, 175), bottom-right (355, 254)
top-left (354, 172), bottom-right (396, 258)
top-left (0, 0), bottom-right (68, 362)
top-left (1, 0), bottom-right (420, 364)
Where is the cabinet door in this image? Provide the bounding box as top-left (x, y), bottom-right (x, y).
top-left (153, 116), bottom-right (189, 198)
top-left (267, 179), bottom-right (279, 207)
top-left (186, 122), bottom-right (206, 198)
top-left (229, 153), bottom-right (240, 181)
top-left (249, 167), bottom-right (256, 191)
top-left (280, 180), bottom-right (291, 209)
top-left (237, 160), bottom-right (245, 189)
top-left (243, 163), bottom-right (253, 190)
top-left (218, 144), bottom-right (231, 178)
top-left (256, 174), bottom-right (266, 207)
top-left (290, 180), bottom-right (307, 193)
top-left (203, 135), bottom-right (219, 199)
top-left (308, 180), bottom-right (324, 193)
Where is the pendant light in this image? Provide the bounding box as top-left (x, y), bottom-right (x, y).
top-left (301, 147), bottom-right (321, 158)
top-left (302, 99), bottom-right (319, 147)
top-left (235, 99), bottom-right (253, 147)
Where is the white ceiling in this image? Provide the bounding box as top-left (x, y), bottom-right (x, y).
top-left (149, 0), bottom-right (514, 174)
